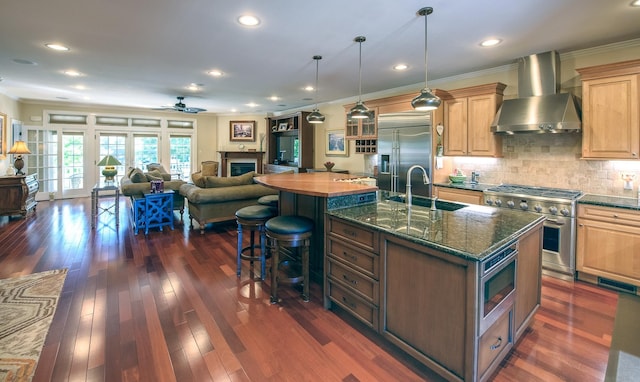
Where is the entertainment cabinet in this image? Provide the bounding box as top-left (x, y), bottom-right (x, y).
top-left (266, 111), bottom-right (314, 173)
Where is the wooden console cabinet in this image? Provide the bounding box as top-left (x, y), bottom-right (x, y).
top-left (0, 174), bottom-right (39, 217)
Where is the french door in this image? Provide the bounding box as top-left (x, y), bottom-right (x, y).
top-left (97, 131), bottom-right (160, 181)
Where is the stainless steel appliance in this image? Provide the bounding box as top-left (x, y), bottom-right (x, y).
top-left (377, 112), bottom-right (432, 197)
top-left (480, 240), bottom-right (517, 334)
top-left (483, 184), bottom-right (583, 280)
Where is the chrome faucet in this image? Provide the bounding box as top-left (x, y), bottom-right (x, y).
top-left (405, 165), bottom-right (430, 208)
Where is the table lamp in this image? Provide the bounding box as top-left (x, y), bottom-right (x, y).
top-left (8, 140), bottom-right (31, 175)
top-left (97, 155), bottom-right (122, 182)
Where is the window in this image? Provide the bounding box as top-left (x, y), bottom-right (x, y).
top-left (62, 133), bottom-right (84, 190)
top-left (133, 134), bottom-right (159, 170)
top-left (27, 129), bottom-right (58, 194)
top-left (170, 135), bottom-right (192, 179)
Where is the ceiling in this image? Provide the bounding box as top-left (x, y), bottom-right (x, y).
top-left (1, 0), bottom-right (639, 115)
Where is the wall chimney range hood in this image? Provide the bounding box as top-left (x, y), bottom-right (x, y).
top-left (491, 51), bottom-right (581, 134)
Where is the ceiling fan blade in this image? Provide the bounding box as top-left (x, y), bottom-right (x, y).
top-left (183, 107), bottom-right (206, 113)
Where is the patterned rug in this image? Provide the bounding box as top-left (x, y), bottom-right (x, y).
top-left (0, 269), bottom-right (68, 382)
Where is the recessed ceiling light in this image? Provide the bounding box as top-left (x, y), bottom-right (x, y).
top-left (393, 64), bottom-right (409, 71)
top-left (73, 85), bottom-right (86, 90)
top-left (64, 70), bottom-right (82, 77)
top-left (238, 15), bottom-right (260, 26)
top-left (230, 108), bottom-right (237, 113)
top-left (304, 86), bottom-right (314, 92)
top-left (207, 69), bottom-right (223, 77)
top-left (480, 38), bottom-right (502, 47)
top-left (246, 102), bottom-right (259, 107)
top-left (631, 0), bottom-right (640, 6)
top-left (13, 58), bottom-right (37, 65)
top-left (269, 96), bottom-right (280, 101)
top-left (45, 43), bottom-right (70, 51)
top-left (187, 83), bottom-right (203, 91)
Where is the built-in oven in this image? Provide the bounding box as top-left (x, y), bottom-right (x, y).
top-left (541, 214), bottom-right (576, 278)
top-left (479, 241), bottom-right (517, 334)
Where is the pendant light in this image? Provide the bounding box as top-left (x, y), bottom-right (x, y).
top-left (411, 7), bottom-right (441, 111)
top-left (349, 36), bottom-right (371, 119)
top-left (307, 55), bottom-right (325, 124)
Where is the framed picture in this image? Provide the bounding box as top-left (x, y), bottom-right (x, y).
top-left (278, 122), bottom-right (289, 131)
top-left (326, 129), bottom-right (348, 156)
top-left (230, 120), bottom-right (256, 142)
top-left (0, 112), bottom-right (6, 159)
top-left (11, 119), bottom-right (23, 146)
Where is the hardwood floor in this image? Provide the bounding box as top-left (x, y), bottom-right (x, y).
top-left (0, 197), bottom-right (618, 381)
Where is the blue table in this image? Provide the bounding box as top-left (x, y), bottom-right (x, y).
top-left (131, 190), bottom-right (174, 235)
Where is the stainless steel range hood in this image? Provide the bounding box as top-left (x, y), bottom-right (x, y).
top-left (491, 51), bottom-right (581, 134)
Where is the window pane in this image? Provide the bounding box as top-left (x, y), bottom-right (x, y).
top-left (63, 133), bottom-right (84, 190)
top-left (170, 135), bottom-right (191, 179)
top-left (99, 134), bottom-right (126, 177)
top-left (27, 129), bottom-right (58, 193)
top-left (133, 135), bottom-right (158, 170)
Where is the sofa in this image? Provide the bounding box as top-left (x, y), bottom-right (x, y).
top-left (120, 164), bottom-right (186, 220)
top-left (179, 171), bottom-right (278, 234)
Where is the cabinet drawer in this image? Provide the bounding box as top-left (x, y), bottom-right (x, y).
top-left (327, 239), bottom-right (379, 278)
top-left (327, 257), bottom-right (378, 302)
top-left (328, 281), bottom-right (378, 330)
top-left (328, 217), bottom-right (378, 251)
top-left (478, 309), bottom-right (513, 379)
top-left (578, 204), bottom-right (640, 227)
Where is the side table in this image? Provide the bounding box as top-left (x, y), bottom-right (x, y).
top-left (91, 180), bottom-right (119, 229)
top-left (131, 190), bottom-right (174, 235)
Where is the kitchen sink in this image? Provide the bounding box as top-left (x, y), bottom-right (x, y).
top-left (384, 195), bottom-right (467, 211)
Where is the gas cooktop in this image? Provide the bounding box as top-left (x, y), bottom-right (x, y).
top-left (484, 184), bottom-right (583, 201)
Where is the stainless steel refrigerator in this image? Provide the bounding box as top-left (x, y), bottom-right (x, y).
top-left (377, 112), bottom-right (432, 197)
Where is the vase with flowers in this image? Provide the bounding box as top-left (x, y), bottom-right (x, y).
top-left (323, 161), bottom-right (335, 171)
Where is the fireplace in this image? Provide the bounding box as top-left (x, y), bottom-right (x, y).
top-left (230, 162), bottom-right (256, 176)
top-left (218, 151), bottom-right (264, 177)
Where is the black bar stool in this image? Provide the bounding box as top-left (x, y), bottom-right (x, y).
top-left (235, 205), bottom-right (276, 280)
top-left (266, 215), bottom-right (313, 303)
top-left (258, 194), bottom-right (279, 210)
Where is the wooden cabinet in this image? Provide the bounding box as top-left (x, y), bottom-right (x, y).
top-left (345, 107), bottom-right (377, 139)
top-left (514, 223), bottom-right (542, 338)
top-left (0, 174), bottom-right (38, 217)
top-left (441, 83), bottom-right (506, 157)
top-left (576, 204), bottom-right (640, 289)
top-left (266, 111), bottom-right (314, 172)
top-left (577, 60), bottom-right (640, 159)
top-left (434, 186), bottom-right (484, 205)
top-left (325, 216), bottom-right (380, 329)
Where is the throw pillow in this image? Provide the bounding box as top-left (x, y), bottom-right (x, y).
top-left (126, 166), bottom-right (138, 178)
top-left (145, 170), bottom-right (164, 181)
top-left (204, 171), bottom-right (255, 188)
top-left (147, 163), bottom-right (168, 174)
top-left (130, 168), bottom-right (146, 183)
top-left (191, 172), bottom-right (206, 188)
top-left (201, 161), bottom-right (219, 176)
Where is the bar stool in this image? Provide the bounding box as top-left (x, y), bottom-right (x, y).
top-left (266, 215), bottom-right (313, 303)
top-left (236, 205), bottom-right (276, 280)
top-left (258, 194), bottom-right (279, 209)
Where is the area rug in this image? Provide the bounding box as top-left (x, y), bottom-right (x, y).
top-left (0, 269), bottom-right (68, 382)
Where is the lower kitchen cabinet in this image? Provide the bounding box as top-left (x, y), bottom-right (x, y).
top-left (514, 223), bottom-right (542, 338)
top-left (434, 186), bottom-right (484, 205)
top-left (576, 204), bottom-right (640, 291)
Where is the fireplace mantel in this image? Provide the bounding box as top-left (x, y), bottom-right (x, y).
top-left (218, 151), bottom-right (264, 177)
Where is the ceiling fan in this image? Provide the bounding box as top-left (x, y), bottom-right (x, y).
top-left (157, 96), bottom-right (206, 113)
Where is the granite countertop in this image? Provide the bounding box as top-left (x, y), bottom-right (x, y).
top-left (579, 194), bottom-right (640, 211)
top-left (328, 191), bottom-right (545, 262)
top-left (433, 182), bottom-right (496, 192)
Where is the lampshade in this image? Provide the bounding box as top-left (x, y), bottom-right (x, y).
top-left (306, 55), bottom-right (325, 124)
top-left (8, 140), bottom-right (31, 155)
top-left (97, 155), bottom-right (122, 166)
top-left (412, 7), bottom-right (441, 111)
top-left (349, 36), bottom-right (371, 119)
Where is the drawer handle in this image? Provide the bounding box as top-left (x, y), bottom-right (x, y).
top-left (341, 296), bottom-right (357, 309)
top-left (613, 214), bottom-right (618, 218)
top-left (343, 229), bottom-right (357, 237)
top-left (490, 337), bottom-right (503, 351)
top-left (343, 251), bottom-right (358, 261)
top-left (343, 274), bottom-right (358, 286)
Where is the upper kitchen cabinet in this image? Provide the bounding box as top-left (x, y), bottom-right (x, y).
top-left (577, 59), bottom-right (640, 160)
top-left (441, 83), bottom-right (506, 157)
top-left (345, 107), bottom-right (377, 139)
top-left (266, 111), bottom-right (314, 173)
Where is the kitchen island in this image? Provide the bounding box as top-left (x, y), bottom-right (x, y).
top-left (325, 193), bottom-right (544, 382)
top-left (253, 172), bottom-right (378, 280)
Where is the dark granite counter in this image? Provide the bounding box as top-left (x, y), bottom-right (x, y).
top-left (433, 182), bottom-right (496, 192)
top-left (606, 293), bottom-right (640, 381)
top-left (579, 194), bottom-right (640, 211)
top-left (328, 191), bottom-right (545, 262)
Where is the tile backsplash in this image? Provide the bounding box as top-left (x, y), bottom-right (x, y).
top-left (451, 133), bottom-right (640, 197)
